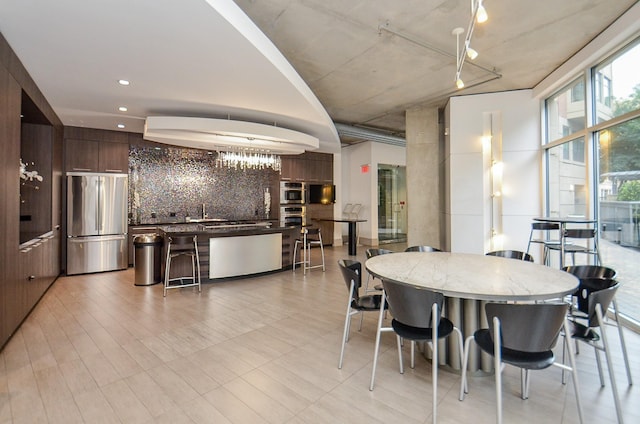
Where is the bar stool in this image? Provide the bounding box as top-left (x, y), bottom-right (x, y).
top-left (526, 221), bottom-right (561, 265)
top-left (546, 228), bottom-right (601, 266)
top-left (293, 227), bottom-right (325, 274)
top-left (164, 235), bottom-right (201, 297)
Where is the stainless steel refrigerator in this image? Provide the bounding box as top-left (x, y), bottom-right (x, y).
top-left (67, 172), bottom-right (128, 275)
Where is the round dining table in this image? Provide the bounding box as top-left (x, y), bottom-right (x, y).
top-left (365, 251), bottom-right (579, 372)
top-left (366, 251), bottom-right (579, 301)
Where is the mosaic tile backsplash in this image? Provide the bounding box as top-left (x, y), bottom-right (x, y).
top-left (129, 145), bottom-right (280, 224)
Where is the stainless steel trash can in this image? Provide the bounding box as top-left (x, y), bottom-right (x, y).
top-left (133, 234), bottom-right (163, 286)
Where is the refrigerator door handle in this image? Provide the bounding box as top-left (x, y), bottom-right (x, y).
top-left (97, 177), bottom-right (102, 233)
top-left (68, 234), bottom-right (126, 242)
top-left (95, 177), bottom-right (101, 233)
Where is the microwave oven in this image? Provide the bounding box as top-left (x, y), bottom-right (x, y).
top-left (280, 181), bottom-right (306, 204)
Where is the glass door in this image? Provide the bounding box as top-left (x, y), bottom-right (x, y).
top-left (378, 164), bottom-right (407, 243)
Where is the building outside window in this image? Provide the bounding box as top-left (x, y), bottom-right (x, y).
top-left (545, 77), bottom-right (586, 143)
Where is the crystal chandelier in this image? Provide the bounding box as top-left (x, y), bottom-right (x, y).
top-left (216, 149), bottom-right (281, 172)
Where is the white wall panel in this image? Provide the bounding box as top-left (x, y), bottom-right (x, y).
top-left (447, 90), bottom-right (541, 253)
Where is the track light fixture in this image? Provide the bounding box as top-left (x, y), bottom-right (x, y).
top-left (476, 0), bottom-right (488, 23)
top-left (453, 0), bottom-right (489, 89)
top-left (466, 42), bottom-right (478, 60)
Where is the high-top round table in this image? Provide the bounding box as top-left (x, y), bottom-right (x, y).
top-left (533, 216), bottom-right (598, 268)
top-left (314, 217), bottom-right (366, 255)
top-left (366, 251), bottom-right (579, 372)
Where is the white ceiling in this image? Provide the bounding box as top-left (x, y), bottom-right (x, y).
top-left (1, 0), bottom-right (638, 151)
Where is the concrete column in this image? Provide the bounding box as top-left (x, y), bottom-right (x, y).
top-left (406, 106), bottom-right (444, 249)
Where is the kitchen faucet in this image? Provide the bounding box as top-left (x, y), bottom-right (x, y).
top-left (202, 203), bottom-right (207, 219)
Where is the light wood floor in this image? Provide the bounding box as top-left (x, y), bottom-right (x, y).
top-left (1, 243), bottom-right (638, 423)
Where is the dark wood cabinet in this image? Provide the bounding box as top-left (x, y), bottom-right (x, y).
top-left (1, 66), bottom-right (23, 347)
top-left (306, 204), bottom-right (334, 245)
top-left (279, 152), bottom-right (332, 182)
top-left (65, 138), bottom-right (129, 173)
top-left (2, 34), bottom-right (63, 350)
top-left (279, 152), bottom-right (334, 244)
top-left (280, 156), bottom-right (295, 181)
top-left (65, 138), bottom-right (99, 172)
top-left (18, 233), bottom-right (59, 320)
top-left (99, 141), bottom-right (129, 173)
top-left (318, 156), bottom-right (333, 182)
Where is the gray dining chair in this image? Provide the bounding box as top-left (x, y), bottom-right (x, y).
top-left (370, 279), bottom-right (464, 424)
top-left (460, 302), bottom-right (584, 424)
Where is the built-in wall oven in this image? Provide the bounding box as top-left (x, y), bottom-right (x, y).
top-left (280, 181), bottom-right (306, 205)
top-left (280, 205), bottom-right (306, 227)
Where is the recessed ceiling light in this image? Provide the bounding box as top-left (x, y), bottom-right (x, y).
top-left (118, 79), bottom-right (130, 86)
top-left (117, 124), bottom-right (125, 129)
top-left (118, 106), bottom-right (128, 112)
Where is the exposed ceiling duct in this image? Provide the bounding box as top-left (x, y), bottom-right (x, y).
top-left (335, 123), bottom-right (406, 147)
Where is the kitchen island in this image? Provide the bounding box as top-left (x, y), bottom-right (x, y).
top-left (147, 221), bottom-right (299, 281)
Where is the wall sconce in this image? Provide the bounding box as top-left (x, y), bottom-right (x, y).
top-left (452, 0), bottom-right (489, 89)
top-left (483, 112), bottom-right (502, 250)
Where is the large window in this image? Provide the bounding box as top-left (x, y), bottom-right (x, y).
top-left (598, 117), bottom-right (640, 248)
top-left (594, 41), bottom-right (640, 123)
top-left (544, 37), bottom-right (640, 327)
top-left (545, 77), bottom-right (586, 143)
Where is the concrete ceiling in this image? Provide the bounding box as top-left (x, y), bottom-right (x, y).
top-left (234, 0), bottom-right (638, 137)
top-left (1, 0), bottom-right (637, 151)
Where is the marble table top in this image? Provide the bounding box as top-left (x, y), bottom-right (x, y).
top-left (365, 252), bottom-right (579, 301)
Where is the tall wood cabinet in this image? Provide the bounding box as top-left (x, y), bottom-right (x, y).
top-left (279, 152), bottom-right (335, 244)
top-left (1, 34), bottom-right (63, 350)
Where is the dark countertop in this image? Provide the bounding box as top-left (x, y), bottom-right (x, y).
top-left (155, 222), bottom-right (299, 237)
top-left (129, 218), bottom-right (279, 227)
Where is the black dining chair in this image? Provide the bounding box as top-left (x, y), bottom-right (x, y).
top-left (364, 248), bottom-right (394, 292)
top-left (486, 250), bottom-right (534, 262)
top-left (562, 264), bottom-right (616, 280)
top-left (561, 276), bottom-right (631, 424)
top-left (337, 259), bottom-right (387, 369)
top-left (460, 302), bottom-right (584, 424)
top-left (370, 279), bottom-right (463, 424)
top-left (404, 245), bottom-right (441, 252)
